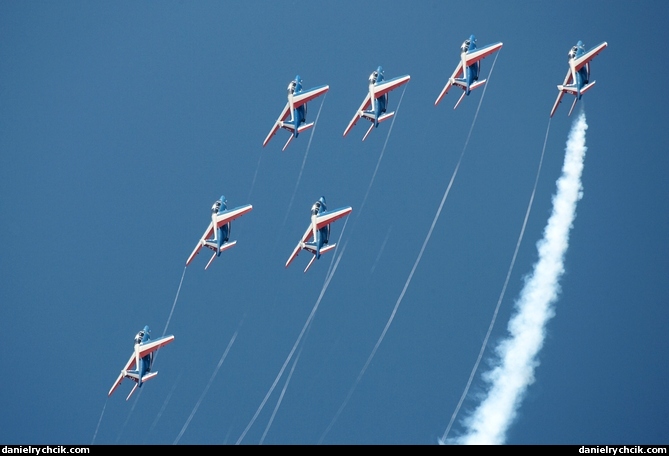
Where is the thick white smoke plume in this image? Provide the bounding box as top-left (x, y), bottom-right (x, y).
top-left (451, 112), bottom-right (588, 444)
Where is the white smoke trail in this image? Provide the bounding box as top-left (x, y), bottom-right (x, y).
top-left (440, 118), bottom-right (552, 442)
top-left (319, 53), bottom-right (500, 445)
top-left (450, 111), bottom-right (588, 444)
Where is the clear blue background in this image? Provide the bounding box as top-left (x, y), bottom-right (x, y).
top-left (1, 0), bottom-right (667, 445)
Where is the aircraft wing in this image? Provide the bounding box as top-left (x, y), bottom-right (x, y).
top-left (572, 42), bottom-right (607, 72)
top-left (464, 42), bottom-right (503, 66)
top-left (137, 334), bottom-right (175, 359)
top-left (315, 206), bottom-right (352, 230)
top-left (186, 204), bottom-right (253, 266)
top-left (371, 74), bottom-right (411, 98)
top-left (285, 206), bottom-right (352, 268)
top-left (435, 61), bottom-right (464, 106)
top-left (343, 92), bottom-right (372, 137)
top-left (550, 69), bottom-right (574, 117)
top-left (108, 352), bottom-right (137, 397)
top-left (291, 85), bottom-right (329, 108)
top-left (263, 102), bottom-right (291, 147)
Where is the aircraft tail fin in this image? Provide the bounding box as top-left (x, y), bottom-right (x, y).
top-left (567, 97), bottom-right (578, 117)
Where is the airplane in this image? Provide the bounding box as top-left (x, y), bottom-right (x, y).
top-left (108, 326), bottom-right (174, 401)
top-left (186, 195), bottom-right (253, 270)
top-left (550, 40), bottom-right (608, 117)
top-left (285, 196), bottom-right (352, 273)
top-left (263, 75), bottom-right (329, 151)
top-left (343, 66), bottom-right (410, 141)
top-left (434, 35), bottom-right (503, 109)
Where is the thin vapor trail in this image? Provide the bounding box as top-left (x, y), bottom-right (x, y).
top-left (174, 329), bottom-right (240, 444)
top-left (259, 345), bottom-right (304, 444)
top-left (450, 112), bottom-right (588, 444)
top-left (247, 152), bottom-right (263, 202)
top-left (236, 243), bottom-right (348, 444)
top-left (257, 218), bottom-right (349, 442)
top-left (116, 388), bottom-right (142, 443)
top-left (440, 118), bottom-right (552, 443)
top-left (149, 370), bottom-right (183, 435)
top-left (282, 94), bottom-right (328, 227)
top-left (358, 84), bottom-right (407, 216)
top-left (91, 399), bottom-right (107, 444)
top-left (319, 53), bottom-right (499, 444)
top-left (163, 266), bottom-right (186, 337)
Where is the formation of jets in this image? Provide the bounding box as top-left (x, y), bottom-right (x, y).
top-left (109, 36), bottom-right (607, 399)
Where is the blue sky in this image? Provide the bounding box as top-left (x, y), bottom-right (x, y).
top-left (1, 1), bottom-right (668, 445)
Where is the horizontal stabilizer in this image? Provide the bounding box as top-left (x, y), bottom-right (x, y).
top-left (451, 78), bottom-right (467, 89)
top-left (126, 384), bottom-right (139, 401)
top-left (204, 240), bottom-right (237, 270)
top-left (580, 80), bottom-right (596, 95)
top-left (568, 97), bottom-right (578, 117)
top-left (557, 84), bottom-right (579, 96)
top-left (454, 91), bottom-right (467, 110)
top-left (282, 134), bottom-right (293, 152)
top-left (141, 371), bottom-right (159, 383)
top-left (377, 112), bottom-right (395, 123)
top-left (469, 79), bottom-right (486, 91)
top-left (304, 255), bottom-right (317, 273)
top-left (297, 122), bottom-right (314, 133)
top-left (303, 243), bottom-right (336, 273)
top-left (362, 123), bottom-right (375, 141)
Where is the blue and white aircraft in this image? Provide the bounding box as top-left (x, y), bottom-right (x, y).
top-left (550, 40), bottom-right (608, 117)
top-left (263, 75), bottom-right (329, 151)
top-left (285, 197), bottom-right (352, 273)
top-left (186, 196), bottom-right (253, 270)
top-left (108, 326), bottom-right (174, 401)
top-left (343, 66), bottom-right (410, 141)
top-left (435, 35), bottom-right (503, 109)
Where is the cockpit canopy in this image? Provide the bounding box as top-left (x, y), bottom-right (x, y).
top-left (287, 80), bottom-right (297, 95)
top-left (212, 199), bottom-right (222, 214)
top-left (461, 38), bottom-right (472, 53)
top-left (134, 330), bottom-right (145, 345)
top-left (569, 46), bottom-right (578, 59)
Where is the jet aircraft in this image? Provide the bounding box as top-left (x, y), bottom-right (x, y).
top-left (263, 75), bottom-right (329, 151)
top-left (434, 35), bottom-right (503, 109)
top-left (108, 326), bottom-right (174, 401)
top-left (285, 197), bottom-right (352, 273)
top-left (186, 195), bottom-right (253, 270)
top-left (343, 66), bottom-right (410, 141)
top-left (550, 40), bottom-right (608, 117)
